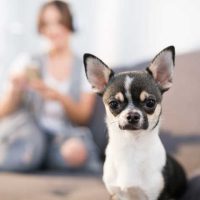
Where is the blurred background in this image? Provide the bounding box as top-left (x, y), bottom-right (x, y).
top-left (0, 1), bottom-right (200, 200)
top-left (1, 0), bottom-right (200, 75)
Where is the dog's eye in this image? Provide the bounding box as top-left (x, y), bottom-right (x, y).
top-left (145, 97), bottom-right (156, 109)
top-left (109, 100), bottom-right (120, 110)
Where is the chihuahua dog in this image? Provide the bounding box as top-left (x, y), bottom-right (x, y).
top-left (83, 46), bottom-right (187, 200)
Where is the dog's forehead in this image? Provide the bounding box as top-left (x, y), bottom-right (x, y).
top-left (103, 71), bottom-right (162, 102)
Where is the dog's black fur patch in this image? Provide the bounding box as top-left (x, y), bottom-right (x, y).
top-left (158, 154), bottom-right (187, 200)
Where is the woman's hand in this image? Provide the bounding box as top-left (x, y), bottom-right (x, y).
top-left (0, 70), bottom-right (28, 118)
top-left (9, 70), bottom-right (28, 93)
top-left (30, 80), bottom-right (95, 125)
top-left (30, 79), bottom-right (61, 101)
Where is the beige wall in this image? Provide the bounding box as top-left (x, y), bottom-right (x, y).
top-left (0, 0), bottom-right (200, 78)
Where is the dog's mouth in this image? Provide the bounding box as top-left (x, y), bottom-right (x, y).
top-left (118, 121), bottom-right (149, 131)
top-left (119, 124), bottom-right (142, 131)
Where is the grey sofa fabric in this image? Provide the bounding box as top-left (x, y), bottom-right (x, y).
top-left (181, 176), bottom-right (200, 200)
top-left (88, 95), bottom-right (107, 159)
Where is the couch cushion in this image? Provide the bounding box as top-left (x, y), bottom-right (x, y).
top-left (161, 51), bottom-right (200, 176)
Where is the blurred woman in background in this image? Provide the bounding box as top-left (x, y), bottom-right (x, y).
top-left (0, 0), bottom-right (100, 172)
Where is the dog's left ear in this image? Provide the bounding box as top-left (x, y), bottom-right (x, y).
top-left (146, 46), bottom-right (175, 92)
top-left (83, 53), bottom-right (114, 95)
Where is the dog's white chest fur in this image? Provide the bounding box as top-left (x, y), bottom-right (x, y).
top-left (103, 125), bottom-right (166, 200)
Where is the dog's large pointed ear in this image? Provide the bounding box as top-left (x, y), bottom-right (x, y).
top-left (146, 46), bottom-right (175, 92)
top-left (83, 53), bottom-right (114, 95)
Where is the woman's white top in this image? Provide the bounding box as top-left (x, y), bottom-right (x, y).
top-left (0, 53), bottom-right (92, 134)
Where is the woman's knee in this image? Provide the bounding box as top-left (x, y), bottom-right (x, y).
top-left (20, 132), bottom-right (46, 171)
top-left (60, 138), bottom-right (88, 168)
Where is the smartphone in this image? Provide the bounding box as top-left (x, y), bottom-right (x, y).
top-left (26, 64), bottom-right (41, 81)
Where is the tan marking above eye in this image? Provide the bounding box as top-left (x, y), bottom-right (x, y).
top-left (140, 91), bottom-right (149, 102)
top-left (115, 92), bottom-right (124, 102)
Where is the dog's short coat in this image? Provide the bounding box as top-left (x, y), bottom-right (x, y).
top-left (83, 46), bottom-right (187, 200)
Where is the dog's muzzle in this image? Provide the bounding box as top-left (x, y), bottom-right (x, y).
top-left (119, 111), bottom-right (147, 130)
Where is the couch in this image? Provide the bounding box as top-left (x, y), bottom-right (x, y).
top-left (0, 51), bottom-right (200, 200)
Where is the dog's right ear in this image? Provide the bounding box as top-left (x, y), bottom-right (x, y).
top-left (83, 53), bottom-right (114, 95)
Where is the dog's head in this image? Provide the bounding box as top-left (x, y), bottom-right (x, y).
top-left (84, 46), bottom-right (175, 131)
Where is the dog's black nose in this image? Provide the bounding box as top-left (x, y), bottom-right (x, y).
top-left (127, 112), bottom-right (140, 124)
